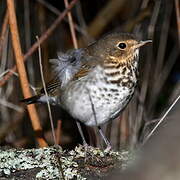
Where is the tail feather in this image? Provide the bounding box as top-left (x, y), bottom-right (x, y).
top-left (20, 95), bottom-right (41, 105)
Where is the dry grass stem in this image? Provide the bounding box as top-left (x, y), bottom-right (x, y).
top-left (143, 94), bottom-right (180, 144)
top-left (36, 36), bottom-right (57, 145)
top-left (7, 0), bottom-right (47, 147)
top-left (64, 0), bottom-right (78, 49)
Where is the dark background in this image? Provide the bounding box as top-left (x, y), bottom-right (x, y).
top-left (0, 0), bottom-right (179, 150)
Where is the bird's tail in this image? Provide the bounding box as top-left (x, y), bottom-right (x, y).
top-left (20, 95), bottom-right (41, 105)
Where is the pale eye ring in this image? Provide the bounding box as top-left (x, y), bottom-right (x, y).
top-left (117, 42), bottom-right (127, 50)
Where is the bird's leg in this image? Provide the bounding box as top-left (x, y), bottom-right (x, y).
top-left (98, 126), bottom-right (111, 151)
top-left (76, 121), bottom-right (88, 147)
top-left (76, 121), bottom-right (89, 162)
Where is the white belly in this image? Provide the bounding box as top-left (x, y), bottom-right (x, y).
top-left (60, 65), bottom-right (136, 126)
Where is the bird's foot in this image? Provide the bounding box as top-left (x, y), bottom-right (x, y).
top-left (104, 144), bottom-right (112, 153)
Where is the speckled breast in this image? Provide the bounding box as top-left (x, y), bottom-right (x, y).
top-left (60, 64), bottom-right (138, 126)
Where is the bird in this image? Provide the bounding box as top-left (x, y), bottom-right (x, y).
top-left (21, 32), bottom-right (152, 148)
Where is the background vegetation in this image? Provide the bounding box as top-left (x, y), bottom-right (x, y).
top-left (0, 0), bottom-right (179, 151)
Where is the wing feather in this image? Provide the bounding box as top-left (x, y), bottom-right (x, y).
top-left (40, 79), bottom-right (61, 95)
top-left (50, 48), bottom-right (96, 86)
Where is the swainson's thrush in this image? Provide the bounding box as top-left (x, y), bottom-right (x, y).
top-left (22, 33), bottom-right (152, 147)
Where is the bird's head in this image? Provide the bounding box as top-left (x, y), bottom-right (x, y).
top-left (88, 33), bottom-right (152, 66)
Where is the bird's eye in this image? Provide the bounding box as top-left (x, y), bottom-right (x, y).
top-left (117, 42), bottom-right (127, 50)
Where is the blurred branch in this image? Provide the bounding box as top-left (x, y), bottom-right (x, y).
top-left (147, 0), bottom-right (161, 39)
top-left (0, 11), bottom-right (8, 60)
top-left (0, 109), bottom-right (24, 142)
top-left (167, 83), bottom-right (180, 105)
top-left (24, 0), bottom-right (34, 84)
top-left (124, 5), bottom-right (152, 32)
top-left (141, 0), bottom-right (150, 9)
top-left (149, 2), bottom-right (173, 113)
top-left (7, 0), bottom-right (47, 147)
top-left (129, 0), bottom-right (161, 146)
top-left (154, 1), bottom-right (172, 78)
top-left (175, 0), bottom-right (180, 43)
top-left (157, 45), bottom-right (179, 94)
top-left (37, 0), bottom-right (87, 36)
top-left (75, 1), bottom-right (87, 31)
top-left (78, 0), bottom-right (126, 47)
top-left (0, 0), bottom-right (78, 87)
top-left (0, 99), bottom-right (23, 112)
top-left (119, 112), bottom-right (129, 148)
top-left (87, 0), bottom-right (125, 38)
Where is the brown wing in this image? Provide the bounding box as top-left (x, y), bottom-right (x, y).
top-left (40, 79), bottom-right (61, 96)
top-left (72, 58), bottom-right (99, 80)
top-left (40, 56), bottom-right (96, 95)
top-left (73, 64), bottom-right (91, 80)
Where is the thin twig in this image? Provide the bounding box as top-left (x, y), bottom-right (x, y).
top-left (0, 66), bottom-right (16, 85)
top-left (143, 94), bottom-right (180, 144)
top-left (0, 0), bottom-right (78, 87)
top-left (64, 0), bottom-right (78, 49)
top-left (7, 0), bottom-right (47, 147)
top-left (37, 0), bottom-right (61, 16)
top-left (36, 36), bottom-right (57, 145)
top-left (0, 69), bottom-right (18, 79)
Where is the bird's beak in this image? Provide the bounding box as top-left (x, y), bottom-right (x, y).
top-left (135, 40), bottom-right (152, 49)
